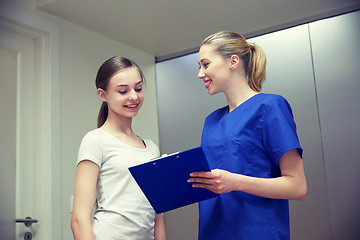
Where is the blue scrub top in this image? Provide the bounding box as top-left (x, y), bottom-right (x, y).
top-left (199, 93), bottom-right (302, 240)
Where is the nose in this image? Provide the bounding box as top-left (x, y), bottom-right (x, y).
top-left (197, 68), bottom-right (205, 79)
top-left (128, 89), bottom-right (139, 101)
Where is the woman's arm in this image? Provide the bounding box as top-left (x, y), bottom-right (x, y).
top-left (71, 160), bottom-right (99, 240)
top-left (188, 149), bottom-right (307, 200)
top-left (154, 213), bottom-right (167, 240)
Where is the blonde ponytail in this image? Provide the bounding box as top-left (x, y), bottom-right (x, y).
top-left (247, 43), bottom-right (266, 92)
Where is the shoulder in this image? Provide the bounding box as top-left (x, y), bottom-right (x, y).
top-left (258, 93), bottom-right (292, 112)
top-left (258, 93), bottom-right (288, 104)
top-left (81, 128), bottom-right (103, 142)
top-left (84, 128), bottom-right (102, 136)
top-left (79, 128), bottom-right (111, 149)
top-left (259, 94), bottom-right (296, 124)
top-left (78, 129), bottom-right (104, 166)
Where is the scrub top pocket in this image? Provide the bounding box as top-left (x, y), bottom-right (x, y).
top-left (228, 139), bottom-right (255, 176)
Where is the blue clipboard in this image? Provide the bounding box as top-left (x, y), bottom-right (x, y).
top-left (129, 147), bottom-right (219, 213)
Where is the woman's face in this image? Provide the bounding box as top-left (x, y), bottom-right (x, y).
top-left (197, 44), bottom-right (232, 95)
top-left (99, 67), bottom-right (144, 119)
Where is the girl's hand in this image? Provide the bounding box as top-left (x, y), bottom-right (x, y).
top-left (188, 169), bottom-right (239, 194)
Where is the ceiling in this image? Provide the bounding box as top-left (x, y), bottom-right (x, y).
top-left (37, 0), bottom-right (360, 61)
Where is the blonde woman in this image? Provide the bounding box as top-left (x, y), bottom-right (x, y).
top-left (188, 31), bottom-right (307, 240)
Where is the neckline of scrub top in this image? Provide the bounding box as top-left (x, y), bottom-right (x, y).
top-left (226, 93), bottom-right (263, 115)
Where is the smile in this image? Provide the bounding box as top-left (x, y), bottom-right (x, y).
top-left (204, 79), bottom-right (212, 89)
top-left (125, 104), bottom-right (139, 108)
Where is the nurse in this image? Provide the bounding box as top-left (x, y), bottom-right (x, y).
top-left (188, 31), bottom-right (307, 240)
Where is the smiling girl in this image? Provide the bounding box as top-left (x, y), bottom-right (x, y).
top-left (71, 56), bottom-right (166, 240)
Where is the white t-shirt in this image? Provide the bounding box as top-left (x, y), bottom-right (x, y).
top-left (77, 128), bottom-right (160, 240)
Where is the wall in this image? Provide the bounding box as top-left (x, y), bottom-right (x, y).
top-left (0, 0), bottom-right (159, 239)
top-left (156, 10), bottom-right (360, 240)
top-left (309, 11), bottom-right (360, 239)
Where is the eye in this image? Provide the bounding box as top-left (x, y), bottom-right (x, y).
top-left (135, 88), bottom-right (143, 92)
top-left (119, 91), bottom-right (127, 94)
top-left (199, 62), bottom-right (209, 69)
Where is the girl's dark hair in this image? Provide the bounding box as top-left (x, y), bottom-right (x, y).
top-left (95, 56), bottom-right (145, 128)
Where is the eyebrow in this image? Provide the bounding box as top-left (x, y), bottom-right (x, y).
top-left (116, 81), bottom-right (142, 87)
top-left (198, 59), bottom-right (208, 64)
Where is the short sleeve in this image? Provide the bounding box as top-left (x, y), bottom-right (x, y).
top-left (263, 96), bottom-right (303, 165)
top-left (77, 131), bottom-right (103, 166)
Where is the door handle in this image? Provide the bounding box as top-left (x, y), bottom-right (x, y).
top-left (15, 216), bottom-right (38, 227)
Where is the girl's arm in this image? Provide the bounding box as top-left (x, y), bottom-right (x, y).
top-left (154, 213), bottom-right (167, 240)
top-left (188, 149), bottom-right (307, 200)
top-left (71, 160), bottom-right (99, 240)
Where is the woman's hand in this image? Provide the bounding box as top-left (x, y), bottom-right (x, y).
top-left (188, 149), bottom-right (307, 200)
top-left (188, 169), bottom-right (239, 194)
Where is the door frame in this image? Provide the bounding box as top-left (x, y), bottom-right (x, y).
top-left (0, 3), bottom-right (61, 239)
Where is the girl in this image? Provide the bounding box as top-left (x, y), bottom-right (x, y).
top-left (71, 56), bottom-right (166, 240)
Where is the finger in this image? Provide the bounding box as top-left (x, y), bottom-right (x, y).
top-left (192, 183), bottom-right (219, 193)
top-left (188, 177), bottom-right (212, 184)
top-left (191, 182), bottom-right (212, 189)
top-left (189, 171), bottom-right (213, 178)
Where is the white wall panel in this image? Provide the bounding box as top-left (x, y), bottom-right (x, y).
top-left (309, 10), bottom-right (360, 240)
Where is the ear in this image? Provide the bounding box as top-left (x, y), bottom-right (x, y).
top-left (97, 88), bottom-right (107, 102)
top-left (229, 55), bottom-right (240, 70)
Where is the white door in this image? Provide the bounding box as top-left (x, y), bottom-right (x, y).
top-left (0, 26), bottom-right (39, 240)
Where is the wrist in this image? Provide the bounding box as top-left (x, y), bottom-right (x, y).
top-left (234, 173), bottom-right (246, 192)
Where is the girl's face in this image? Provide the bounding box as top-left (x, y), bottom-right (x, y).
top-left (197, 44), bottom-right (232, 95)
top-left (98, 67), bottom-right (144, 119)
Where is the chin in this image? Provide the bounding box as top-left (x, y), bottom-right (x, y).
top-left (208, 89), bottom-right (219, 96)
top-left (121, 110), bottom-right (140, 118)
top-left (128, 112), bottom-right (140, 118)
